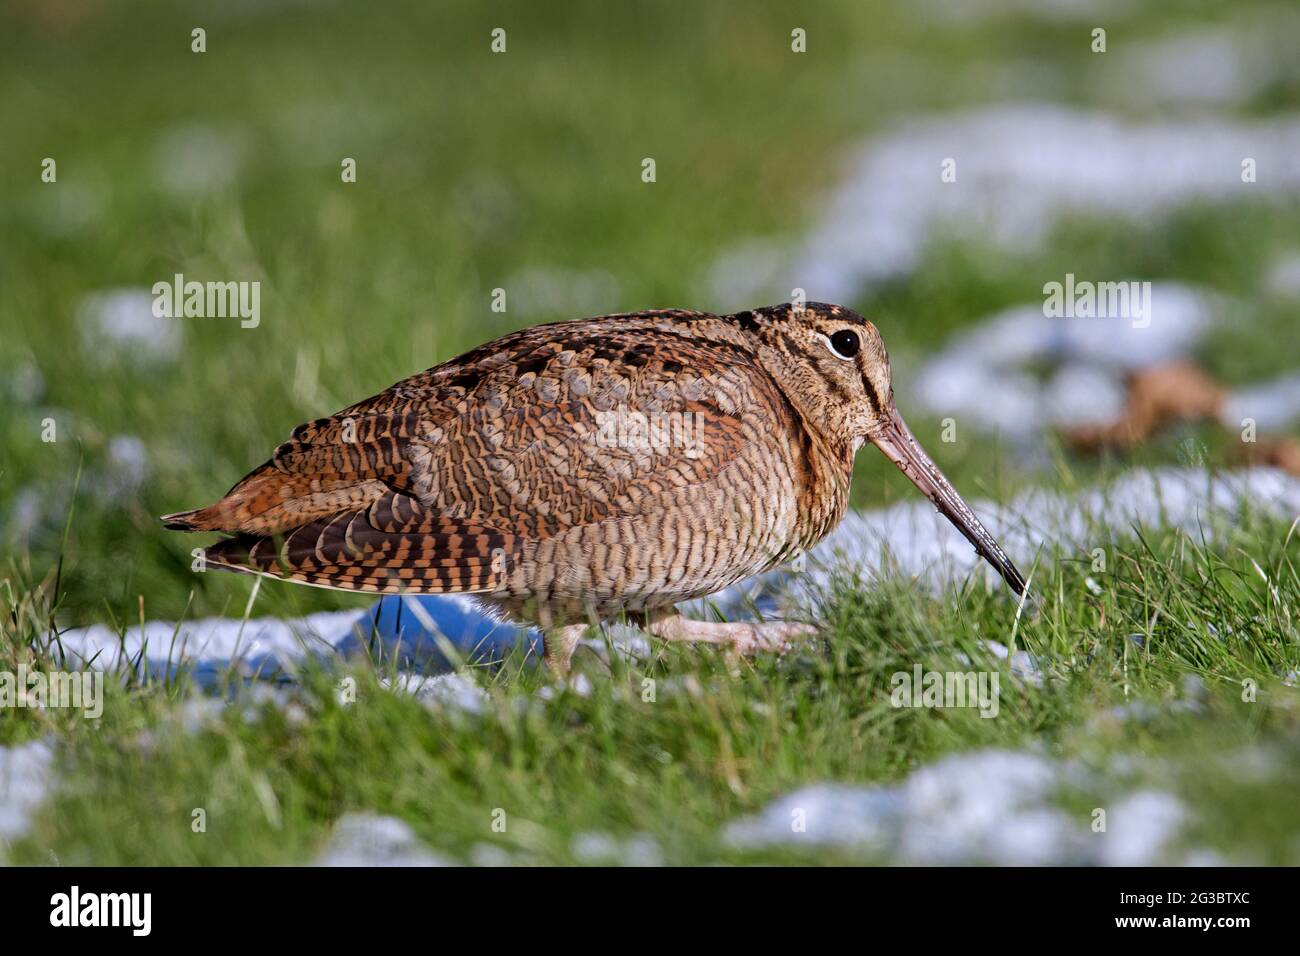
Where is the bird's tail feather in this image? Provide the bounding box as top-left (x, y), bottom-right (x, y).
top-left (199, 503), bottom-right (517, 596)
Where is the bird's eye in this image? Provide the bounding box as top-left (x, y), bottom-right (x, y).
top-left (828, 329), bottom-right (860, 359)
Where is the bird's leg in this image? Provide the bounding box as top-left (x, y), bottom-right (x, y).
top-left (542, 623), bottom-right (589, 677)
top-left (643, 610), bottom-right (817, 657)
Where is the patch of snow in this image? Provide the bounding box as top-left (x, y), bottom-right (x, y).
top-left (77, 288), bottom-right (181, 363)
top-left (1099, 791), bottom-right (1186, 866)
top-left (1043, 363), bottom-right (1127, 429)
top-left (1103, 24), bottom-right (1284, 108)
top-left (1221, 372), bottom-right (1300, 431)
top-left (1111, 12), bottom-right (1300, 108)
top-left (0, 740), bottom-right (55, 847)
top-left (569, 672), bottom-right (594, 697)
top-left (1105, 700), bottom-right (1160, 725)
top-left (981, 640), bottom-right (1044, 687)
top-left (176, 695), bottom-right (228, 735)
top-left (707, 106), bottom-right (1300, 305)
top-left (725, 749), bottom-right (1188, 865)
top-left (234, 682), bottom-right (301, 724)
top-left (911, 355), bottom-right (1041, 436)
top-left (911, 283), bottom-right (1222, 436)
top-left (726, 782), bottom-right (903, 855)
top-left (574, 623), bottom-right (652, 666)
top-left (571, 831), bottom-right (663, 866)
top-left (767, 467), bottom-right (1300, 605)
top-left (537, 671), bottom-right (594, 702)
top-left (52, 609), bottom-right (364, 687)
top-left (106, 435), bottom-right (149, 484)
top-left (383, 672), bottom-right (488, 715)
top-left (90, 435), bottom-right (151, 503)
top-left (3, 487), bottom-right (46, 547)
top-left (53, 469), bottom-right (1300, 679)
top-left (468, 843), bottom-right (515, 867)
top-left (315, 813), bottom-right (455, 867)
top-left (1218, 747), bottom-right (1282, 784)
top-left (896, 750), bottom-right (1068, 864)
top-left (909, 284), bottom-right (1300, 439)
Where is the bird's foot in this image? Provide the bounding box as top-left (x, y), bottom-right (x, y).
top-left (542, 623), bottom-right (589, 677)
top-left (722, 620), bottom-right (819, 655)
top-left (645, 614), bottom-right (818, 658)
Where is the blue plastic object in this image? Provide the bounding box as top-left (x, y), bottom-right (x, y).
top-left (349, 594), bottom-right (544, 672)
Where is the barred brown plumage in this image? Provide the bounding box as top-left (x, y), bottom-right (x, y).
top-left (163, 303), bottom-right (1027, 673)
top-left (200, 491), bottom-right (518, 594)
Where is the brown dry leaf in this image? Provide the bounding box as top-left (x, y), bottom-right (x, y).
top-left (1063, 361), bottom-right (1227, 452)
top-left (1233, 437), bottom-right (1300, 477)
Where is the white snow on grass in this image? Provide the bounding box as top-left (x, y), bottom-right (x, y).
top-left (1223, 373), bottom-right (1300, 433)
top-left (1099, 17), bottom-right (1300, 109)
top-left (90, 435), bottom-right (152, 504)
top-left (705, 466), bottom-right (1300, 615)
top-left (51, 609), bottom-right (364, 684)
top-left (708, 106), bottom-right (1300, 306)
top-left (570, 831), bottom-right (664, 867)
top-left (76, 288), bottom-right (182, 364)
top-left (897, 466), bottom-right (1294, 592)
top-left (49, 467), bottom-right (1300, 679)
top-left (380, 672), bottom-right (489, 716)
top-left (0, 740), bottom-right (55, 851)
top-left (725, 748), bottom-right (1190, 865)
top-left (315, 813), bottom-right (455, 867)
top-left (705, 101), bottom-right (1300, 445)
top-left (912, 283), bottom-right (1221, 436)
top-left (909, 283), bottom-right (1300, 439)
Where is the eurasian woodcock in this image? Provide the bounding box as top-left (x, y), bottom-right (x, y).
top-left (162, 302), bottom-right (1027, 672)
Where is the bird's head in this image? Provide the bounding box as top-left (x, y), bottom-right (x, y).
top-left (734, 302), bottom-right (1028, 596)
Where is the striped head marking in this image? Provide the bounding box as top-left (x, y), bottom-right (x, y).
top-left (730, 302), bottom-right (893, 453)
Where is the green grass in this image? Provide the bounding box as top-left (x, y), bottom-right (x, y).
top-left (2, 0), bottom-right (1299, 865)
top-left (4, 508), bottom-right (1297, 865)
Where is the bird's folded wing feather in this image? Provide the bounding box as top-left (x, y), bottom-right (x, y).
top-left (191, 322), bottom-right (797, 592)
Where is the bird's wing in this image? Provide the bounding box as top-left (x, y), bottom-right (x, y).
top-left (175, 319), bottom-right (798, 594)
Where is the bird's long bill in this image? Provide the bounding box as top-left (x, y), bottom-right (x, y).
top-left (871, 407), bottom-right (1028, 596)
